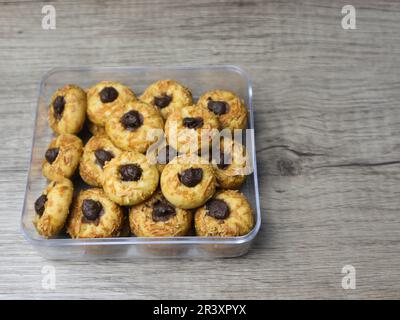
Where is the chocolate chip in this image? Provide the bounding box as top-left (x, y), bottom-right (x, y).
top-left (217, 153), bottom-right (231, 170)
top-left (178, 168), bottom-right (203, 187)
top-left (82, 199), bottom-right (103, 221)
top-left (45, 148), bottom-right (59, 164)
top-left (182, 117), bottom-right (204, 129)
top-left (34, 194), bottom-right (47, 216)
top-left (94, 149), bottom-right (114, 168)
top-left (120, 110), bottom-right (143, 131)
top-left (152, 199), bottom-right (176, 222)
top-left (207, 99), bottom-right (228, 115)
top-left (119, 164), bottom-right (142, 181)
top-left (99, 86), bottom-right (119, 103)
top-left (206, 199), bottom-right (230, 219)
top-left (53, 96), bottom-right (65, 120)
top-left (154, 94), bottom-right (173, 109)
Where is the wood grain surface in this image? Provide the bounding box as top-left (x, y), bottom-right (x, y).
top-left (1, 0), bottom-right (400, 299)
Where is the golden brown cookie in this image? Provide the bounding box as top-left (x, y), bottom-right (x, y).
top-left (67, 188), bottom-right (124, 238)
top-left (197, 90), bottom-right (248, 131)
top-left (33, 178), bottom-right (73, 238)
top-left (79, 135), bottom-right (122, 187)
top-left (165, 105), bottom-right (220, 154)
top-left (105, 100), bottom-right (164, 154)
top-left (87, 121), bottom-right (106, 136)
top-left (103, 151), bottom-right (159, 206)
top-left (195, 190), bottom-right (254, 237)
top-left (160, 154), bottom-right (216, 209)
top-left (42, 134), bottom-right (83, 180)
top-left (87, 81), bottom-right (136, 126)
top-left (140, 79), bottom-right (193, 120)
top-left (48, 84), bottom-right (87, 135)
top-left (129, 191), bottom-right (193, 237)
top-left (211, 137), bottom-right (249, 189)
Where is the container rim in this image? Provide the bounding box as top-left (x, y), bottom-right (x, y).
top-left (21, 65), bottom-right (261, 248)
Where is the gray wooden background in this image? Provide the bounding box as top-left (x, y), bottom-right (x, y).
top-left (1, 0), bottom-right (399, 299)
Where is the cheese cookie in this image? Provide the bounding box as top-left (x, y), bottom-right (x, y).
top-left (129, 191), bottom-right (193, 237)
top-left (79, 135), bottom-right (122, 187)
top-left (160, 154), bottom-right (216, 209)
top-left (105, 100), bottom-right (164, 154)
top-left (195, 190), bottom-right (254, 237)
top-left (67, 188), bottom-right (124, 238)
top-left (48, 84), bottom-right (87, 135)
top-left (211, 137), bottom-right (249, 189)
top-left (165, 105), bottom-right (220, 154)
top-left (140, 79), bottom-right (193, 120)
top-left (197, 90), bottom-right (247, 131)
top-left (33, 178), bottom-right (73, 238)
top-left (42, 134), bottom-right (83, 180)
top-left (87, 81), bottom-right (136, 126)
top-left (103, 151), bottom-right (159, 206)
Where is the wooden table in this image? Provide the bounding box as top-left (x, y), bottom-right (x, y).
top-left (1, 0), bottom-right (399, 299)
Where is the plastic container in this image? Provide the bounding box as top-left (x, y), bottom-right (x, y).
top-left (21, 66), bottom-right (261, 259)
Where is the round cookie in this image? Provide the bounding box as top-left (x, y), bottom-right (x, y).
top-left (197, 90), bottom-right (247, 131)
top-left (160, 154), bottom-right (216, 209)
top-left (211, 137), bottom-right (248, 189)
top-left (195, 190), bottom-right (254, 237)
top-left (129, 191), bottom-right (193, 237)
top-left (87, 121), bottom-right (106, 136)
top-left (102, 151), bottom-right (159, 206)
top-left (165, 105), bottom-right (220, 154)
top-left (33, 178), bottom-right (73, 238)
top-left (87, 81), bottom-right (136, 126)
top-left (105, 100), bottom-right (164, 154)
top-left (42, 134), bottom-right (83, 180)
top-left (48, 84), bottom-right (87, 135)
top-left (79, 135), bottom-right (122, 187)
top-left (140, 79), bottom-right (193, 120)
top-left (67, 188), bottom-right (124, 238)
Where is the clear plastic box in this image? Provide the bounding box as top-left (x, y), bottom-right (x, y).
top-left (21, 66), bottom-right (261, 259)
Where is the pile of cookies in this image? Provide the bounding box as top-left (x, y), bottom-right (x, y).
top-left (33, 80), bottom-right (255, 239)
